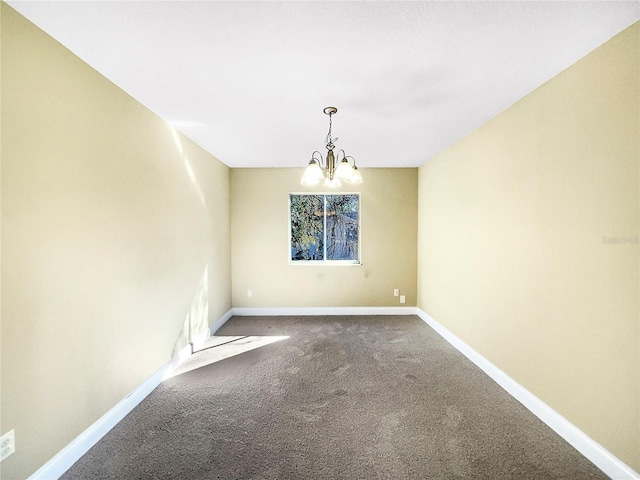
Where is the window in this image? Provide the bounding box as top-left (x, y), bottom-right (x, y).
top-left (289, 193), bottom-right (360, 264)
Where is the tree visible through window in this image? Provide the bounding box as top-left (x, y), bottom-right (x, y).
top-left (290, 194), bottom-right (360, 263)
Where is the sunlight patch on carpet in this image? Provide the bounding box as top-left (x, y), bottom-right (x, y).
top-left (166, 335), bottom-right (289, 378)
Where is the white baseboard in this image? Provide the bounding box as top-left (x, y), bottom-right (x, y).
top-left (231, 306), bottom-right (418, 316)
top-left (166, 344), bottom-right (193, 376)
top-left (28, 363), bottom-right (168, 480)
top-left (210, 308), bottom-right (234, 334)
top-left (416, 309), bottom-right (639, 480)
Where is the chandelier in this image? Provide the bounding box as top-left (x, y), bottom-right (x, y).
top-left (301, 107), bottom-right (362, 187)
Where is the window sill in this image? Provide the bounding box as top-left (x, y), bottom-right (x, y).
top-left (289, 261), bottom-right (362, 267)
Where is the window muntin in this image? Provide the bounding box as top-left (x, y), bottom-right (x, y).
top-left (289, 194), bottom-right (360, 264)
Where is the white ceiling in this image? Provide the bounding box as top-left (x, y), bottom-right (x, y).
top-left (7, 1), bottom-right (639, 169)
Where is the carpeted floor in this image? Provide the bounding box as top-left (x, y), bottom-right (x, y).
top-left (61, 315), bottom-right (607, 479)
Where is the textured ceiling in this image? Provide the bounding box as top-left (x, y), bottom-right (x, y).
top-left (7, 1), bottom-right (639, 168)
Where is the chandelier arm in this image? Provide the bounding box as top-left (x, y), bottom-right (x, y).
top-left (312, 151), bottom-right (326, 169)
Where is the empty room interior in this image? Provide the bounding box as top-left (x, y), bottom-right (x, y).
top-left (1, 1), bottom-right (639, 479)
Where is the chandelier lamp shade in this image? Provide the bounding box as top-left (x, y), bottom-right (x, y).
top-left (301, 107), bottom-right (363, 187)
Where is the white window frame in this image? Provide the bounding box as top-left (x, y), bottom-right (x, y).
top-left (288, 193), bottom-right (361, 266)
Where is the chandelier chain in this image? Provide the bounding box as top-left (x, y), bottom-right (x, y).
top-left (326, 111), bottom-right (337, 149)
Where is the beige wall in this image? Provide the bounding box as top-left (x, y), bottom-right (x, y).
top-left (231, 168), bottom-right (417, 308)
top-left (417, 22), bottom-right (639, 470)
top-left (1, 4), bottom-right (231, 479)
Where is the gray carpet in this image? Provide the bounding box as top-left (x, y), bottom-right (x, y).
top-left (61, 315), bottom-right (607, 479)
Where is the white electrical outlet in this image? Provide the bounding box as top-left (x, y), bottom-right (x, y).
top-left (400, 295), bottom-right (406, 304)
top-left (393, 289), bottom-right (399, 297)
top-left (0, 430), bottom-right (15, 462)
top-left (247, 290), bottom-right (252, 298)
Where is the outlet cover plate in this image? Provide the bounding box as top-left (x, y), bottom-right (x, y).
top-left (0, 430), bottom-right (15, 462)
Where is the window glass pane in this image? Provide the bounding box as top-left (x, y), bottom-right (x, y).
top-left (290, 193), bottom-right (360, 264)
top-left (326, 194), bottom-right (359, 261)
top-left (290, 194), bottom-right (324, 260)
